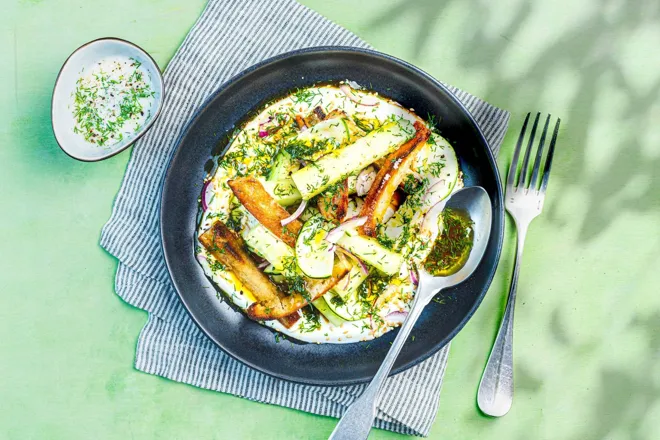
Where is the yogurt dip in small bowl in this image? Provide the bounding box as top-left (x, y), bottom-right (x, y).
top-left (51, 37), bottom-right (164, 162)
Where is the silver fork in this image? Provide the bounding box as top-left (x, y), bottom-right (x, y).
top-left (477, 112), bottom-right (560, 417)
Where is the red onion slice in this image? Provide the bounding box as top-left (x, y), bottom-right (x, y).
top-left (196, 253), bottom-right (207, 264)
top-left (258, 116), bottom-right (276, 138)
top-left (326, 216), bottom-right (368, 243)
top-left (385, 310), bottom-right (409, 324)
top-left (356, 167), bottom-right (376, 196)
top-left (281, 199), bottom-right (307, 226)
top-left (257, 261), bottom-right (270, 269)
top-left (427, 179), bottom-right (448, 195)
top-left (409, 267), bottom-right (419, 285)
top-left (336, 246), bottom-right (369, 275)
top-left (201, 180), bottom-right (214, 211)
top-left (341, 272), bottom-right (351, 290)
top-left (339, 84), bottom-right (379, 106)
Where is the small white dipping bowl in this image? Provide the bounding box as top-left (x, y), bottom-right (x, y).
top-left (51, 37), bottom-right (164, 162)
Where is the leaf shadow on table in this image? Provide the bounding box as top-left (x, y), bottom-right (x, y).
top-left (460, 2), bottom-right (660, 438)
top-left (367, 0), bottom-right (660, 243)
top-left (367, 1), bottom-right (660, 439)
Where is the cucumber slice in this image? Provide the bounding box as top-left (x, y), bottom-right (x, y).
top-left (323, 290), bottom-right (368, 321)
top-left (295, 215), bottom-right (334, 278)
top-left (384, 135), bottom-right (460, 249)
top-left (267, 151), bottom-right (299, 181)
top-left (333, 265), bottom-right (369, 300)
top-left (243, 224), bottom-right (294, 271)
top-left (261, 178), bottom-right (302, 207)
top-left (336, 231), bottom-right (404, 275)
top-left (291, 119), bottom-right (414, 200)
top-left (311, 297), bottom-right (347, 327)
top-left (299, 205), bottom-right (319, 222)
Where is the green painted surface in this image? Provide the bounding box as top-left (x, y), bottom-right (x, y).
top-left (1, 0), bottom-right (658, 438)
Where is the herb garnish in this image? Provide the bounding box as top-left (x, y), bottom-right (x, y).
top-left (72, 58), bottom-right (154, 146)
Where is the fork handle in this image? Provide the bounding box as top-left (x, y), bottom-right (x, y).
top-left (477, 223), bottom-right (528, 417)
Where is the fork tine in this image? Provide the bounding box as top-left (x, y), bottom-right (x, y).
top-left (507, 113), bottom-right (530, 188)
top-left (539, 118), bottom-right (561, 194)
top-left (518, 112), bottom-right (540, 189)
top-left (530, 114), bottom-right (551, 191)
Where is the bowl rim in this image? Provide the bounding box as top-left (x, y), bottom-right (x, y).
top-left (50, 37), bottom-right (165, 162)
top-left (160, 46), bottom-right (505, 385)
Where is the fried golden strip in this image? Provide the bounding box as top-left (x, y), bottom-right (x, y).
top-left (228, 176), bottom-right (302, 248)
top-left (199, 222), bottom-right (300, 328)
top-left (324, 109), bottom-right (348, 120)
top-left (390, 188), bottom-right (405, 211)
top-left (277, 312), bottom-right (301, 328)
top-left (247, 257), bottom-right (351, 320)
top-left (294, 114), bottom-right (307, 130)
top-left (304, 106), bottom-right (326, 127)
top-left (372, 157), bottom-right (387, 170)
top-left (359, 121), bottom-right (431, 236)
top-left (317, 179), bottom-right (349, 222)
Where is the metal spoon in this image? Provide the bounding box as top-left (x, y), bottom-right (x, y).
top-left (329, 186), bottom-right (492, 440)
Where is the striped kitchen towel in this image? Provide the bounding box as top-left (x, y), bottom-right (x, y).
top-left (100, 0), bottom-right (509, 436)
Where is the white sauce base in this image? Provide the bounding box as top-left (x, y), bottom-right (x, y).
top-left (197, 83), bottom-right (462, 343)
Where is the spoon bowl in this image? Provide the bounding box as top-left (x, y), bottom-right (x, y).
top-left (416, 186), bottom-right (493, 302)
top-left (330, 186), bottom-right (492, 440)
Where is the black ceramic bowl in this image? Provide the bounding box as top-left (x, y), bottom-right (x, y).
top-left (161, 47), bottom-right (503, 386)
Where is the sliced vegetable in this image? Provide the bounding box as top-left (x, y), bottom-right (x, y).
top-left (323, 284), bottom-right (370, 321)
top-left (317, 179), bottom-right (349, 222)
top-left (267, 150), bottom-right (298, 181)
top-left (291, 119), bottom-right (414, 200)
top-left (333, 265), bottom-right (370, 300)
top-left (326, 216), bottom-right (367, 244)
top-left (261, 178), bottom-right (302, 207)
top-left (383, 134), bottom-right (460, 249)
top-left (201, 180), bottom-right (214, 210)
top-left (247, 257), bottom-right (351, 321)
top-left (336, 247), bottom-right (369, 275)
top-left (339, 84), bottom-right (379, 106)
top-left (281, 200), bottom-right (308, 226)
top-left (199, 221), bottom-right (299, 328)
top-left (336, 230), bottom-right (404, 276)
top-left (356, 166), bottom-right (377, 196)
top-left (359, 121), bottom-right (430, 236)
top-left (243, 224), bottom-right (294, 271)
top-left (344, 197), bottom-right (365, 220)
top-left (228, 176), bottom-right (302, 248)
top-left (295, 215), bottom-right (334, 279)
top-left (287, 114), bottom-right (361, 161)
top-left (384, 310), bottom-right (408, 324)
top-left (311, 297), bottom-right (347, 327)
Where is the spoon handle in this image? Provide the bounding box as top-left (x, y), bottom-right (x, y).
top-left (329, 295), bottom-right (426, 440)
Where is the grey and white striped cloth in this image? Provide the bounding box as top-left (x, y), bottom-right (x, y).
top-left (100, 0), bottom-right (509, 436)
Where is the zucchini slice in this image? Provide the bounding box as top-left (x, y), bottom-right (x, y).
top-left (291, 119), bottom-right (414, 200)
top-left (336, 231), bottom-right (404, 276)
top-left (267, 150), bottom-right (299, 181)
top-left (261, 177), bottom-right (302, 207)
top-left (311, 297), bottom-right (347, 327)
top-left (323, 289), bottom-right (368, 321)
top-left (243, 224), bottom-right (294, 271)
top-left (332, 265), bottom-right (370, 300)
top-left (295, 215), bottom-right (334, 279)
